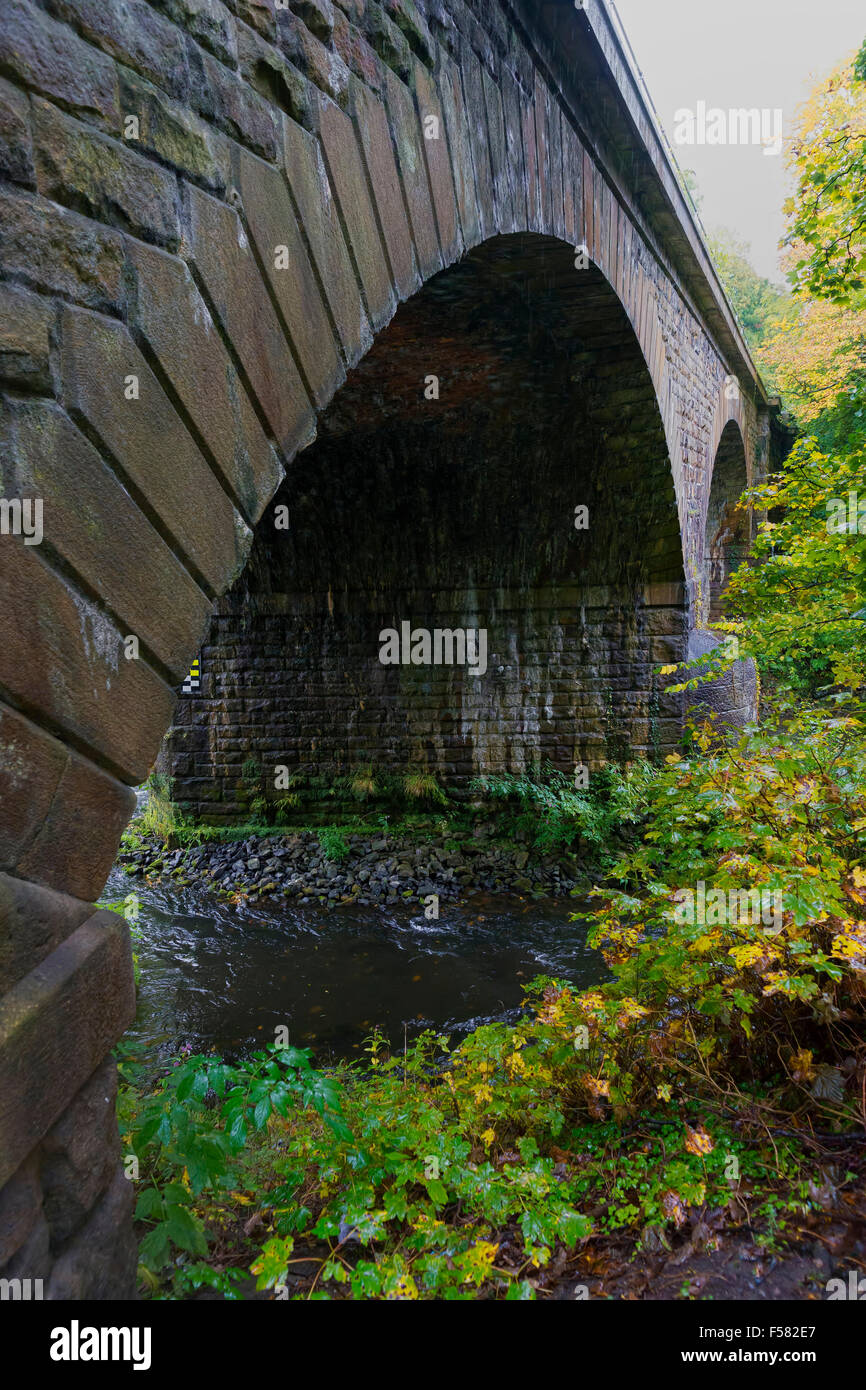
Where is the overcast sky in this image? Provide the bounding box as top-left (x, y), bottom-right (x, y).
top-left (611, 0), bottom-right (864, 283)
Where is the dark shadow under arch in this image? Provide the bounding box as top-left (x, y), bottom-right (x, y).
top-left (164, 235), bottom-right (688, 814)
top-left (705, 418), bottom-right (750, 623)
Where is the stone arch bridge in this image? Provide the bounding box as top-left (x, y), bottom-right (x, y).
top-left (0, 0), bottom-right (784, 1294)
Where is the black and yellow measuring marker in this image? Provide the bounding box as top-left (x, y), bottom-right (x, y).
top-left (181, 658), bottom-right (201, 695)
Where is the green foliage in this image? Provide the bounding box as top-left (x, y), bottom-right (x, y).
top-left (318, 826), bottom-right (350, 861)
top-left (121, 701), bottom-right (866, 1299)
top-left (576, 705), bottom-right (866, 1133)
top-left (708, 227), bottom-right (790, 359)
top-left (785, 41), bottom-right (866, 305)
top-left (121, 1044), bottom-right (350, 1278)
top-left (241, 757), bottom-right (262, 788)
top-left (401, 770), bottom-right (448, 806)
top-left (474, 762), bottom-right (657, 860)
top-left (135, 777), bottom-right (188, 844)
top-left (666, 435), bottom-right (866, 699)
top-left (348, 766), bottom-right (377, 801)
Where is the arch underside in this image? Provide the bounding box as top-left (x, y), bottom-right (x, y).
top-left (165, 236), bottom-right (688, 816)
top-left (705, 418), bottom-right (751, 624)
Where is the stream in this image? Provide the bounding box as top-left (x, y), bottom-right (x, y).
top-left (106, 863), bottom-right (607, 1065)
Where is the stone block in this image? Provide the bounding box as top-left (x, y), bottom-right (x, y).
top-left (236, 0), bottom-right (277, 38)
top-left (332, 6), bottom-right (384, 93)
top-left (523, 100), bottom-right (540, 231)
top-left (61, 305), bottom-right (252, 595)
top-left (548, 100), bottom-right (565, 240)
top-left (155, 0), bottom-right (238, 68)
top-left (276, 9), bottom-right (350, 105)
top-left (18, 751), bottom-right (136, 902)
top-left (186, 182), bottom-right (315, 458)
top-left (236, 147), bottom-right (343, 406)
top-left (0, 0), bottom-right (119, 128)
top-left (363, 0), bottom-right (410, 80)
top-left (0, 76), bottom-right (35, 186)
top-left (47, 0), bottom-right (190, 102)
top-left (333, 0), bottom-right (366, 21)
top-left (290, 0), bottom-right (335, 42)
top-left (533, 72), bottom-right (551, 231)
top-left (0, 186), bottom-right (124, 314)
top-left (349, 76), bottom-right (418, 300)
top-left (0, 870), bottom-right (96, 996)
top-left (499, 66), bottom-right (526, 230)
top-left (47, 1164), bottom-right (137, 1300)
top-left (381, 0), bottom-right (433, 66)
top-left (117, 67), bottom-right (232, 192)
top-left (412, 58), bottom-right (459, 263)
top-left (0, 912), bottom-right (135, 1188)
top-left (33, 99), bottom-right (180, 250)
top-left (194, 44), bottom-right (281, 159)
top-left (0, 1211), bottom-right (51, 1284)
top-left (478, 63), bottom-right (509, 234)
top-left (282, 113), bottom-right (371, 364)
top-left (459, 46), bottom-right (493, 240)
top-left (127, 238), bottom-right (281, 523)
top-left (0, 705), bottom-right (66, 883)
top-left (0, 397), bottom-right (212, 680)
top-left (0, 282), bottom-right (52, 392)
top-left (235, 20), bottom-right (312, 131)
top-left (382, 65), bottom-right (440, 279)
top-left (316, 91), bottom-right (395, 330)
top-left (0, 1151), bottom-right (41, 1269)
top-left (0, 540), bottom-right (175, 785)
top-left (41, 1057), bottom-right (120, 1247)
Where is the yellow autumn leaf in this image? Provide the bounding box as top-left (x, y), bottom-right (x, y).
top-left (684, 1125), bottom-right (714, 1156)
top-left (789, 1049), bottom-right (815, 1082)
top-left (473, 1241), bottom-right (499, 1268)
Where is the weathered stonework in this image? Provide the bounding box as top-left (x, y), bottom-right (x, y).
top-left (0, 0), bottom-right (787, 1295)
top-left (166, 244), bottom-right (691, 816)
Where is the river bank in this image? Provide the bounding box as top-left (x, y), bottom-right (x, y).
top-left (116, 824), bottom-right (590, 910)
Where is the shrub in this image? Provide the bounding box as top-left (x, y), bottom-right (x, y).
top-left (402, 771), bottom-right (448, 806)
top-left (474, 761), bottom-right (656, 859)
top-left (318, 826), bottom-right (350, 861)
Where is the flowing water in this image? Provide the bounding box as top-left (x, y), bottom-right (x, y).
top-left (105, 864), bottom-right (607, 1066)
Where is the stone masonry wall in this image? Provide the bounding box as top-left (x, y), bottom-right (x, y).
top-left (169, 589), bottom-right (689, 819)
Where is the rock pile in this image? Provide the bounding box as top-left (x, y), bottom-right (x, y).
top-left (118, 828), bottom-right (585, 908)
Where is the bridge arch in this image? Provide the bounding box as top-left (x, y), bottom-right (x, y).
top-left (164, 231), bottom-right (688, 818)
top-left (704, 417), bottom-right (751, 624)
